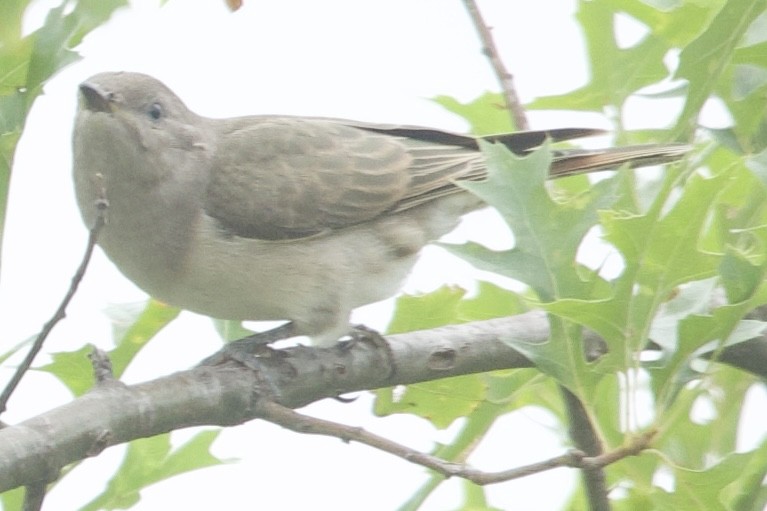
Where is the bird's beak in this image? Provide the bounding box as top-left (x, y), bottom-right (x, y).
top-left (79, 82), bottom-right (115, 113)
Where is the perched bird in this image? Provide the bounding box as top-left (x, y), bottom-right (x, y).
top-left (72, 72), bottom-right (688, 347)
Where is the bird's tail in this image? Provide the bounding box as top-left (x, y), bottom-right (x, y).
top-left (484, 127), bottom-right (690, 177)
top-left (550, 144), bottom-right (691, 178)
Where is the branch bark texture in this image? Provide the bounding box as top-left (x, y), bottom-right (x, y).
top-left (0, 311), bottom-right (764, 492)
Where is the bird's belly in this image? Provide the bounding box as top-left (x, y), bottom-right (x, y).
top-left (168, 213), bottom-right (423, 323)
top-left (98, 194), bottom-right (474, 343)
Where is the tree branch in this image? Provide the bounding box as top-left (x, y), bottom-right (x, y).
top-left (0, 182), bottom-right (109, 414)
top-left (0, 189), bottom-right (107, 415)
top-left (561, 387), bottom-right (610, 511)
top-left (22, 481), bottom-right (46, 511)
top-left (461, 0), bottom-right (529, 130)
top-left (259, 399), bottom-right (654, 486)
top-left (0, 310), bottom-right (764, 493)
top-left (0, 315), bottom-right (533, 492)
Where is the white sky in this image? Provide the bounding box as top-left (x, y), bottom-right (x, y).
top-left (2, 1), bottom-right (762, 510)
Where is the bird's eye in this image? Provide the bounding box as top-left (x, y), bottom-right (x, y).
top-left (148, 102), bottom-right (163, 120)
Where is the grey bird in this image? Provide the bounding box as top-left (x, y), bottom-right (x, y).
top-left (72, 71), bottom-right (688, 347)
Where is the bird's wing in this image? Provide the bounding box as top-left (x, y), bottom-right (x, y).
top-left (206, 117), bottom-right (420, 240)
top-left (206, 117), bottom-right (519, 240)
top-left (355, 125), bottom-right (611, 211)
top-left (205, 117), bottom-right (684, 240)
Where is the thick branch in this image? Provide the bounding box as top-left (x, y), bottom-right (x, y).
top-left (0, 311), bottom-right (764, 492)
top-left (0, 315), bottom-right (535, 492)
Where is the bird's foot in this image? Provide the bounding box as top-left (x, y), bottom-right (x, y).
top-left (339, 324), bottom-right (395, 379)
top-left (198, 322), bottom-right (297, 400)
top-left (198, 321), bottom-right (296, 368)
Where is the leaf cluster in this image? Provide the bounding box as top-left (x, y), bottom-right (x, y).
top-left (378, 1), bottom-right (767, 509)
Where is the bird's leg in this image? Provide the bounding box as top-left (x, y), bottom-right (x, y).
top-left (342, 324), bottom-right (385, 346)
top-left (339, 324), bottom-right (395, 379)
top-left (198, 321), bottom-right (297, 367)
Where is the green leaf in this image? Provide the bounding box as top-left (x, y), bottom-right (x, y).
top-left (67, 0), bottom-right (129, 48)
top-left (212, 319), bottom-right (255, 342)
top-left (482, 368), bottom-right (554, 407)
top-left (734, 40), bottom-right (767, 68)
top-left (0, 91), bottom-right (23, 246)
top-left (648, 279), bottom-right (719, 355)
top-left (731, 64), bottom-right (767, 101)
top-left (607, 172), bottom-right (724, 288)
top-left (0, 0), bottom-right (31, 45)
top-left (379, 284), bottom-right (529, 429)
top-left (39, 300), bottom-right (179, 395)
top-left (395, 399), bottom-right (508, 511)
top-left (79, 430), bottom-right (227, 511)
top-left (544, 167), bottom-right (724, 357)
top-left (0, 485), bottom-right (23, 511)
top-left (456, 281), bottom-right (529, 321)
top-left (601, 0), bottom-right (720, 48)
top-left (650, 281), bottom-right (767, 409)
top-left (386, 282), bottom-right (525, 337)
top-left (26, 0), bottom-right (128, 92)
top-left (107, 300), bottom-right (181, 378)
top-left (0, 334), bottom-right (32, 365)
top-left (374, 373), bottom-right (487, 429)
top-left (456, 481), bottom-right (504, 511)
top-left (0, 0), bottom-right (126, 274)
top-left (673, 0), bottom-right (767, 137)
top-left (431, 92), bottom-right (514, 135)
top-left (745, 147), bottom-right (767, 188)
top-left (39, 344), bottom-right (96, 396)
top-left (386, 286), bottom-right (466, 334)
top-left (442, 142), bottom-right (623, 396)
top-left (719, 249), bottom-right (764, 303)
top-left (720, 438), bottom-right (767, 510)
top-left (649, 440), bottom-right (767, 510)
top-left (654, 365), bottom-right (757, 468)
top-left (444, 142), bottom-right (616, 302)
top-left (377, 286), bottom-right (550, 511)
top-left (529, 0), bottom-right (670, 113)
top-left (25, 3), bottom-right (80, 93)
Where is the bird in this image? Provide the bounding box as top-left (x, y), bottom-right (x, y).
top-left (72, 71), bottom-right (688, 349)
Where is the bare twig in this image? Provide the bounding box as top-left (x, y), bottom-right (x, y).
top-left (0, 197), bottom-right (107, 414)
top-left (462, 0), bottom-right (529, 130)
top-left (258, 399), bottom-right (654, 486)
top-left (579, 430), bottom-right (656, 469)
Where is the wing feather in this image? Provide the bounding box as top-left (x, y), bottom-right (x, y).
top-left (204, 116), bottom-right (686, 240)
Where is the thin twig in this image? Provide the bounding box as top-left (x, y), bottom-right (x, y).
top-left (462, 0), bottom-right (529, 130)
top-left (579, 430), bottom-right (656, 470)
top-left (258, 400), bottom-right (654, 486)
top-left (0, 197), bottom-right (107, 414)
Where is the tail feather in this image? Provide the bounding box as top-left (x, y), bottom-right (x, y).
top-left (486, 128), bottom-right (689, 176)
top-left (550, 144), bottom-right (690, 177)
top-left (485, 127), bottom-right (608, 153)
